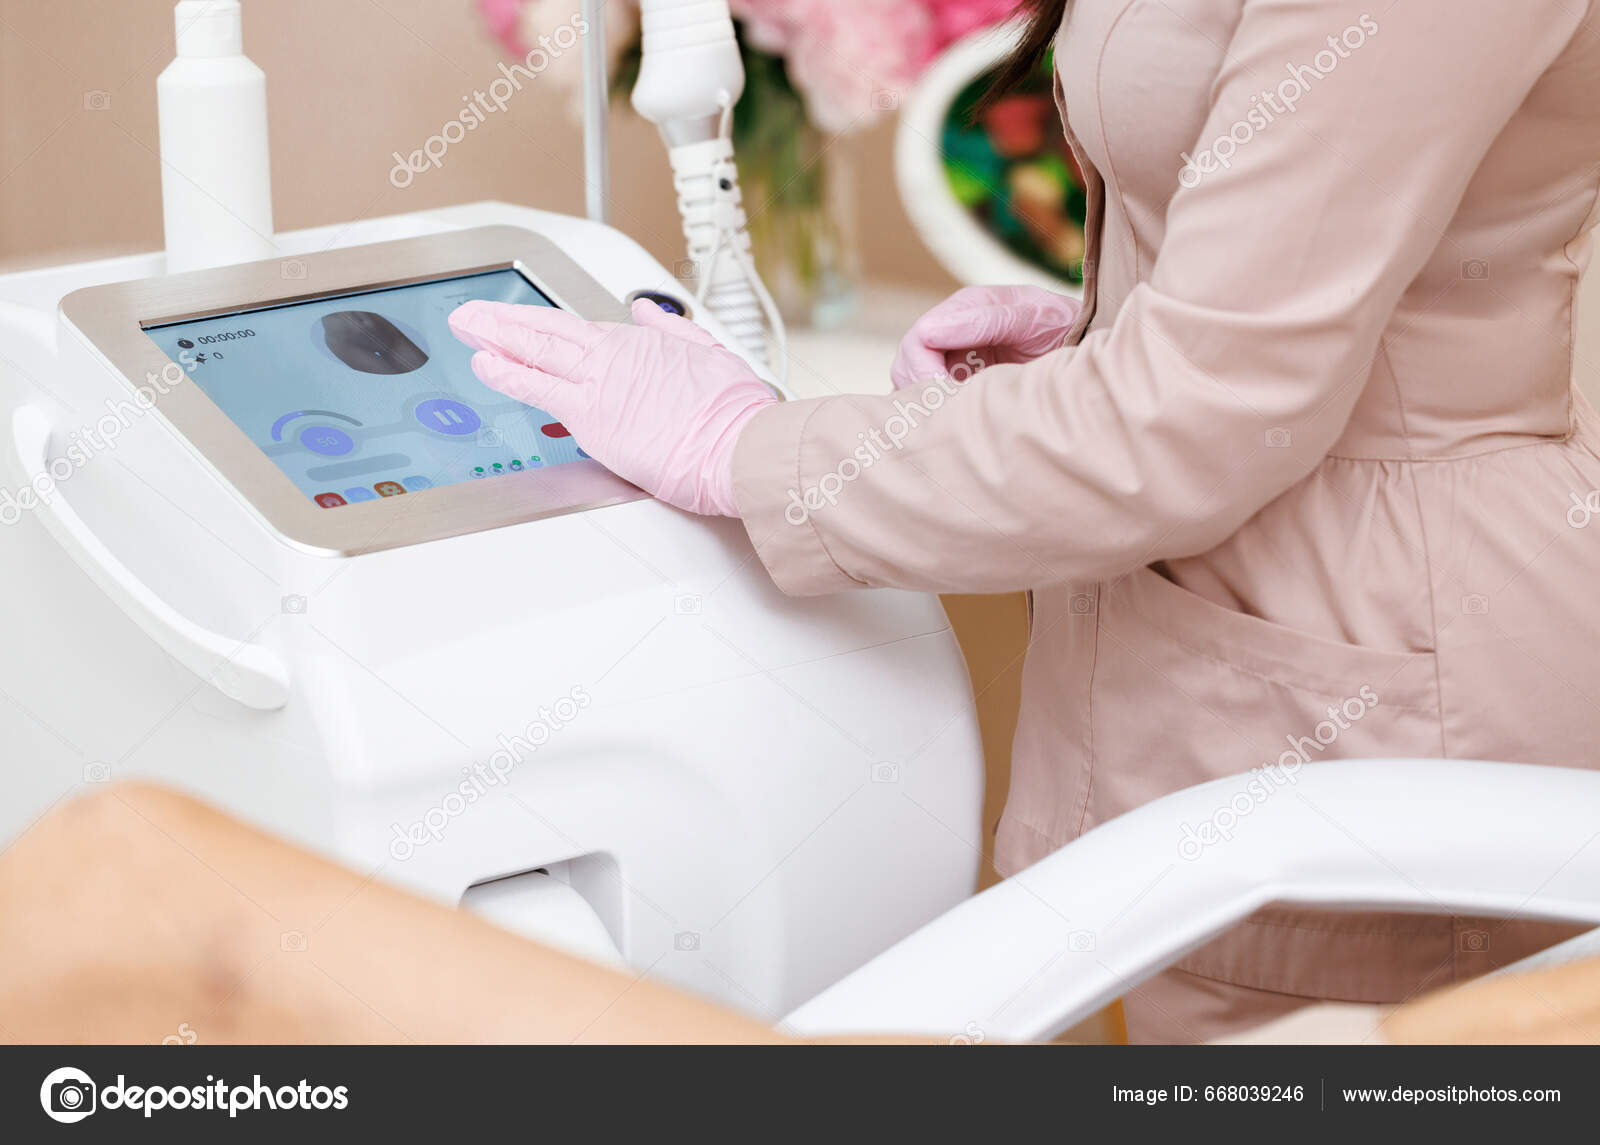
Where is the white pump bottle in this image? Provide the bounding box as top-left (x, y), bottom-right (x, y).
top-left (157, 0), bottom-right (276, 273)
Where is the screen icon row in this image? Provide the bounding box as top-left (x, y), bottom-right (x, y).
top-left (314, 474), bottom-right (434, 509)
top-left (471, 457), bottom-right (545, 478)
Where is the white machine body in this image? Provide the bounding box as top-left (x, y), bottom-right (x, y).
top-left (0, 202), bottom-right (984, 1017)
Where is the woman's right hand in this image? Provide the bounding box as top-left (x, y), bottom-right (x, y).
top-left (890, 284), bottom-right (1082, 390)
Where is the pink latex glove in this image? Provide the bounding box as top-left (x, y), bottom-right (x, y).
top-left (449, 298), bottom-right (778, 517)
top-left (890, 284), bottom-right (1082, 390)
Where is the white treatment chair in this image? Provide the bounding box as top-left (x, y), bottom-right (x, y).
top-left (784, 759), bottom-right (1600, 1041)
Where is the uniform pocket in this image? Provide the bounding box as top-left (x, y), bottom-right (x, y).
top-left (1086, 565), bottom-right (1442, 833)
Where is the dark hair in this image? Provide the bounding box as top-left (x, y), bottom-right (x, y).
top-left (978, 0), bottom-right (1070, 114)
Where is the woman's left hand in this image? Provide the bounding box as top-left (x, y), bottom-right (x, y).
top-left (449, 298), bottom-right (778, 517)
top-left (890, 284), bottom-right (1081, 390)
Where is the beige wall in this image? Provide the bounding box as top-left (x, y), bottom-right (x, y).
top-left (0, 0), bottom-right (953, 288)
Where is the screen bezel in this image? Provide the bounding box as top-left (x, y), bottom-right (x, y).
top-left (58, 226), bottom-right (648, 557)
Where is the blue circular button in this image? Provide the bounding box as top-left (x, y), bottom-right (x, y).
top-left (414, 398), bottom-right (482, 437)
top-left (300, 425), bottom-right (355, 456)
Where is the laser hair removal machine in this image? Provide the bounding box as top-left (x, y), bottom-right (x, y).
top-left (0, 1), bottom-right (984, 1017)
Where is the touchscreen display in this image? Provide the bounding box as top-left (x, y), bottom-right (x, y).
top-left (143, 269), bottom-right (587, 509)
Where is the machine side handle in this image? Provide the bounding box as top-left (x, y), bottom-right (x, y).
top-left (12, 404), bottom-right (290, 712)
top-left (782, 759), bottom-right (1600, 1042)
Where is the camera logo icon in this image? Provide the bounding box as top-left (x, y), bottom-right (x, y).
top-left (280, 258), bottom-right (308, 280)
top-left (40, 1067), bottom-right (97, 1123)
top-left (1265, 426), bottom-right (1293, 448)
top-left (1461, 259), bottom-right (1491, 280)
top-left (1461, 593), bottom-right (1490, 615)
top-left (674, 931), bottom-right (700, 951)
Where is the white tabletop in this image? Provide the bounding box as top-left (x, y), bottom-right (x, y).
top-left (782, 284), bottom-right (945, 400)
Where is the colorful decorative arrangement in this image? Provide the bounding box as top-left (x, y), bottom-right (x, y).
top-left (940, 52), bottom-right (1087, 283)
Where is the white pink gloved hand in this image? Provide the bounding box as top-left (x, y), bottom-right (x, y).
top-left (890, 284), bottom-right (1081, 390)
top-left (450, 297), bottom-right (778, 518)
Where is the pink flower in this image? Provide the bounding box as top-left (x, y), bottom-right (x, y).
top-left (923, 0), bottom-right (1021, 48)
top-left (729, 0), bottom-right (799, 55)
top-left (732, 0), bottom-right (940, 131)
top-left (477, 0), bottom-right (531, 56)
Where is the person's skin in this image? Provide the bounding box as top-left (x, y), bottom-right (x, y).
top-left (2, 783), bottom-right (1595, 1044)
top-left (0, 784), bottom-right (788, 1044)
top-left (1380, 960), bottom-right (1600, 1045)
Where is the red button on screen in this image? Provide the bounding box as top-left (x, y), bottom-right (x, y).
top-left (541, 422), bottom-right (571, 438)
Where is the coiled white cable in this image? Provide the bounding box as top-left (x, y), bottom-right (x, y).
top-left (666, 97), bottom-right (788, 386)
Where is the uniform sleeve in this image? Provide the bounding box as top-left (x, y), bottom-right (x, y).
top-left (731, 0), bottom-right (1589, 595)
